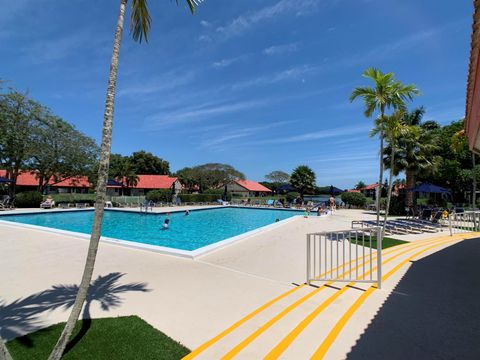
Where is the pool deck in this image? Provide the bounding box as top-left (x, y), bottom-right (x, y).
top-left (1, 207), bottom-right (477, 359)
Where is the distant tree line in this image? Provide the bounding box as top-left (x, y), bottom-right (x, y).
top-left (0, 87), bottom-right (99, 195)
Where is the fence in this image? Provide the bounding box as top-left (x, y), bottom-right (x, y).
top-left (108, 195), bottom-right (146, 206)
top-left (449, 210), bottom-right (480, 235)
top-left (306, 227), bottom-right (382, 289)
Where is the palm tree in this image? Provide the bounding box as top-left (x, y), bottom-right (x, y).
top-left (350, 68), bottom-right (419, 225)
top-left (371, 111), bottom-right (410, 238)
top-left (383, 108), bottom-right (440, 206)
top-left (48, 1), bottom-right (202, 359)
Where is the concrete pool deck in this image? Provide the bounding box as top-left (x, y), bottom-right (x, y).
top-left (0, 207), bottom-right (472, 359)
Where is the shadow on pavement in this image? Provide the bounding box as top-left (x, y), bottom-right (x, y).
top-left (0, 272), bottom-right (151, 347)
top-left (348, 237), bottom-right (480, 360)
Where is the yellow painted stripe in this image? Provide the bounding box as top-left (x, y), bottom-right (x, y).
top-left (181, 285), bottom-right (302, 360)
top-left (183, 234), bottom-right (465, 359)
top-left (262, 236), bottom-right (457, 359)
top-left (220, 236), bottom-right (444, 359)
top-left (310, 237), bottom-right (468, 359)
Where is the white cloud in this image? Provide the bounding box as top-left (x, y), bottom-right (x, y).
top-left (212, 54), bottom-right (250, 68)
top-left (213, 0), bottom-right (320, 40)
top-left (232, 64), bottom-right (316, 90)
top-left (143, 99), bottom-right (269, 130)
top-left (263, 43), bottom-right (299, 55)
top-left (119, 70), bottom-right (195, 96)
top-left (250, 125), bottom-right (371, 145)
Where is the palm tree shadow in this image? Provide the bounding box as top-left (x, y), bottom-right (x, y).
top-left (0, 272), bottom-right (151, 349)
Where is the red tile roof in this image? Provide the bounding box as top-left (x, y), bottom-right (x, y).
top-left (347, 189), bottom-right (361, 193)
top-left (360, 183), bottom-right (379, 191)
top-left (0, 170), bottom-right (90, 187)
top-left (235, 179), bottom-right (272, 192)
top-left (133, 175), bottom-right (178, 189)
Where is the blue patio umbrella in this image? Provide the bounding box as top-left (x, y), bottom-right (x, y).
top-left (0, 176), bottom-right (13, 183)
top-left (408, 182), bottom-right (451, 194)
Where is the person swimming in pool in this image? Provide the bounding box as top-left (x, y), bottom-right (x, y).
top-left (162, 218), bottom-right (170, 230)
top-left (185, 210), bottom-right (190, 216)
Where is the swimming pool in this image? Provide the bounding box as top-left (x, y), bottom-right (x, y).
top-left (0, 207), bottom-right (305, 256)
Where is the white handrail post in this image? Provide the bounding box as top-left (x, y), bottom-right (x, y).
top-left (306, 234), bottom-right (311, 286)
top-left (377, 227), bottom-right (382, 289)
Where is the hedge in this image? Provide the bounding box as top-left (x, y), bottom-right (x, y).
top-left (146, 189), bottom-right (173, 203)
top-left (341, 192), bottom-right (367, 207)
top-left (178, 194), bottom-right (221, 203)
top-left (48, 193), bottom-right (96, 205)
top-left (16, 191), bottom-right (43, 208)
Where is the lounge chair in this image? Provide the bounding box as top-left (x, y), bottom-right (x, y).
top-left (0, 196), bottom-right (13, 211)
top-left (40, 199), bottom-right (55, 209)
top-left (266, 199), bottom-right (274, 207)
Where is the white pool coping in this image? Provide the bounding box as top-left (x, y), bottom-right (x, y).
top-left (0, 207), bottom-right (330, 258)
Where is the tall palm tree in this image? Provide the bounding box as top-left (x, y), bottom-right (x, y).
top-left (350, 68), bottom-right (419, 225)
top-left (371, 111), bottom-right (410, 238)
top-left (383, 108), bottom-right (440, 206)
top-left (48, 1), bottom-right (202, 359)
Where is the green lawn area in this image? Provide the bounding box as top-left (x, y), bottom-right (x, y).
top-left (6, 316), bottom-right (190, 360)
top-left (350, 236), bottom-right (408, 249)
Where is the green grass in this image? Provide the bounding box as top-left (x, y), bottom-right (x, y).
top-left (6, 316), bottom-right (190, 360)
top-left (350, 236), bottom-right (408, 249)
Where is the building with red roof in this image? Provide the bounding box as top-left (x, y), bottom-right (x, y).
top-left (227, 179), bottom-right (272, 197)
top-left (107, 175), bottom-right (181, 196)
top-left (0, 170), bottom-right (90, 193)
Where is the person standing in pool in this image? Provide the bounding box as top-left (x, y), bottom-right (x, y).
top-left (329, 195), bottom-right (336, 212)
top-left (162, 218), bottom-right (170, 230)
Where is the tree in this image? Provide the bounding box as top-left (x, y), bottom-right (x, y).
top-left (48, 1), bottom-right (203, 359)
top-left (372, 110), bottom-right (410, 238)
top-left (176, 163), bottom-right (244, 192)
top-left (350, 68), bottom-right (419, 225)
top-left (0, 91), bottom-right (42, 197)
top-left (130, 150), bottom-right (169, 174)
top-left (355, 181), bottom-right (366, 190)
top-left (383, 107), bottom-right (440, 206)
top-left (265, 170), bottom-right (290, 184)
top-left (451, 129), bottom-right (477, 211)
top-left (290, 165), bottom-right (316, 197)
top-left (28, 112), bottom-right (99, 193)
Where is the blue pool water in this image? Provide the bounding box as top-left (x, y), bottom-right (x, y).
top-left (0, 207), bottom-right (303, 251)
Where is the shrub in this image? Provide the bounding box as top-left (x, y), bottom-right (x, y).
top-left (145, 189), bottom-right (173, 203)
top-left (178, 194), bottom-right (220, 203)
top-left (50, 193), bottom-right (96, 205)
top-left (15, 191), bottom-right (43, 208)
top-left (341, 192), bottom-right (367, 208)
top-left (286, 192), bottom-right (300, 203)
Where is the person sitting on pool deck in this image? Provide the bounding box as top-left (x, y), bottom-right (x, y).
top-left (162, 218), bottom-right (170, 230)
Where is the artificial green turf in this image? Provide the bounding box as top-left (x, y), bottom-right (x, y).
top-left (350, 236), bottom-right (408, 249)
top-left (6, 316), bottom-right (190, 360)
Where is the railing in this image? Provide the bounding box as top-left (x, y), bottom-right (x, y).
top-left (306, 227), bottom-right (382, 289)
top-left (449, 210), bottom-right (480, 235)
top-left (109, 196), bottom-right (146, 206)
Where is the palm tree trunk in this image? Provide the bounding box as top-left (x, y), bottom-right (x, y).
top-left (376, 129), bottom-right (384, 225)
top-left (383, 144), bottom-right (395, 240)
top-left (48, 1), bottom-right (127, 359)
top-left (0, 340), bottom-right (13, 360)
top-left (405, 170), bottom-right (415, 206)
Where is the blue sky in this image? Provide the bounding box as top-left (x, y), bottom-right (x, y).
top-left (0, 0), bottom-right (472, 188)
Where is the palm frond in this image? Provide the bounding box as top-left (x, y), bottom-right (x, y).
top-left (131, 0), bottom-right (151, 43)
top-left (180, 0), bottom-right (204, 14)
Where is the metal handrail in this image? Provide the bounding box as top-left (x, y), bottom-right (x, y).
top-left (306, 227), bottom-right (382, 289)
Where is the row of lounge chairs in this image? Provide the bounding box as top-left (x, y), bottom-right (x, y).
top-left (0, 196), bottom-right (15, 210)
top-left (353, 207), bottom-right (448, 235)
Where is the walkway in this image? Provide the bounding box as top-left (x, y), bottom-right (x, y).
top-left (184, 233), bottom-right (479, 359)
